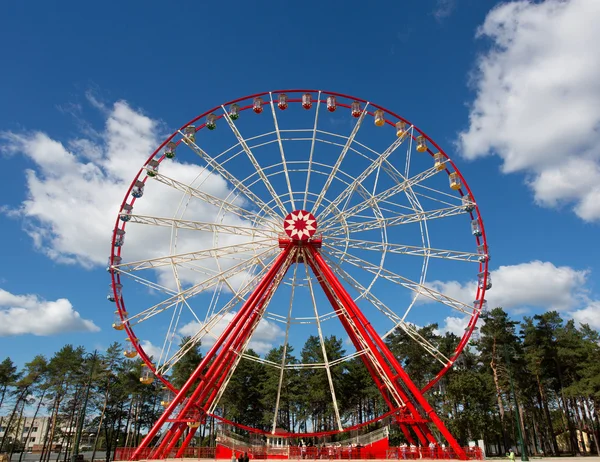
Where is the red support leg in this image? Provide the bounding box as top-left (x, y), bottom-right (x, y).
top-left (150, 422), bottom-right (184, 459)
top-left (305, 253), bottom-right (427, 419)
top-left (400, 424), bottom-right (416, 445)
top-left (162, 424), bottom-right (185, 458)
top-left (160, 251), bottom-right (292, 457)
top-left (185, 267), bottom-right (286, 414)
top-left (131, 244), bottom-right (294, 460)
top-left (306, 245), bottom-right (467, 460)
top-left (418, 423), bottom-right (437, 444)
top-left (130, 235), bottom-right (467, 460)
top-left (176, 425), bottom-right (199, 458)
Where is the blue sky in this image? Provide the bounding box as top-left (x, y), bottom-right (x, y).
top-left (1, 0), bottom-right (599, 374)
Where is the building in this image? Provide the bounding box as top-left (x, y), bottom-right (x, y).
top-left (0, 416), bottom-right (52, 451)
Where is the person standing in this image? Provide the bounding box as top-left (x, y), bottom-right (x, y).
top-left (409, 443), bottom-right (417, 460)
top-left (429, 442), bottom-right (436, 459)
top-left (507, 448), bottom-right (515, 462)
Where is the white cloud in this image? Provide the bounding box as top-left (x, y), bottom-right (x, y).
top-left (437, 316), bottom-right (470, 337)
top-left (179, 312), bottom-right (284, 355)
top-left (0, 99), bottom-right (268, 292)
top-left (0, 288), bottom-right (99, 336)
top-left (429, 260), bottom-right (600, 335)
top-left (140, 340), bottom-right (163, 361)
top-left (458, 0), bottom-right (600, 221)
top-left (570, 301), bottom-right (600, 330)
top-left (429, 260), bottom-right (587, 311)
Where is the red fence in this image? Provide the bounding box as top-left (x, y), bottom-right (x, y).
top-left (115, 446), bottom-right (217, 460)
top-left (385, 446), bottom-right (483, 460)
top-left (115, 445), bottom-right (483, 460)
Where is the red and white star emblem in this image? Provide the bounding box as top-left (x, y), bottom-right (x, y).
top-left (283, 210), bottom-right (317, 241)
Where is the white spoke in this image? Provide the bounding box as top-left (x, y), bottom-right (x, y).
top-left (118, 271), bottom-right (177, 295)
top-left (127, 214), bottom-right (277, 239)
top-left (180, 129), bottom-right (282, 222)
top-left (327, 237), bottom-right (480, 263)
top-left (156, 300), bottom-right (184, 370)
top-left (271, 253), bottom-right (301, 433)
top-left (220, 109), bottom-right (288, 215)
top-left (323, 246), bottom-right (474, 315)
top-left (324, 205), bottom-right (467, 237)
top-left (311, 102), bottom-right (370, 215)
top-left (323, 255), bottom-right (450, 366)
top-left (113, 239), bottom-right (274, 272)
top-left (303, 249), bottom-right (405, 408)
top-left (404, 125), bottom-right (415, 178)
top-left (208, 248), bottom-right (298, 415)
top-left (319, 164), bottom-right (442, 229)
top-left (269, 92), bottom-right (296, 210)
top-left (316, 134), bottom-right (409, 224)
top-left (303, 251), bottom-right (343, 431)
top-left (156, 261), bottom-right (275, 376)
top-left (126, 247), bottom-right (276, 326)
top-left (303, 92), bottom-right (322, 210)
top-left (152, 172), bottom-right (280, 229)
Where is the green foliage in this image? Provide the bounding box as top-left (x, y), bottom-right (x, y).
top-left (2, 309), bottom-right (599, 458)
top-left (171, 336), bottom-right (203, 390)
top-left (220, 349), bottom-right (267, 430)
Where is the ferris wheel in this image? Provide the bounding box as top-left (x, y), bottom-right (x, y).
top-left (108, 90), bottom-right (490, 460)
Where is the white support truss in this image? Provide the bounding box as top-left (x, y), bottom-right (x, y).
top-left (311, 103), bottom-right (369, 215)
top-left (125, 247), bottom-right (276, 326)
top-left (113, 239), bottom-right (274, 273)
top-left (326, 237), bottom-right (480, 263)
top-left (127, 214), bottom-right (277, 239)
top-left (324, 205), bottom-right (467, 237)
top-left (323, 246), bottom-right (474, 315)
top-left (180, 129), bottom-right (282, 222)
top-left (152, 172), bottom-right (281, 230)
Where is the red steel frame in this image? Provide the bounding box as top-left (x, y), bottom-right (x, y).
top-left (130, 238), bottom-right (467, 460)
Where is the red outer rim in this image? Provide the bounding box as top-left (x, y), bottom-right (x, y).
top-left (109, 89), bottom-right (489, 435)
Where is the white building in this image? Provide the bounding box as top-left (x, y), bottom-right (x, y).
top-left (0, 416), bottom-right (52, 450)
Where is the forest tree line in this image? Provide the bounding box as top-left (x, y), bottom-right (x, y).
top-left (0, 307), bottom-right (599, 460)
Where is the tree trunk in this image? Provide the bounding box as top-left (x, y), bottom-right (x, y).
top-left (490, 341), bottom-right (509, 451)
top-left (122, 395), bottom-right (134, 448)
top-left (571, 398), bottom-right (587, 453)
top-left (517, 402), bottom-right (529, 453)
top-left (40, 396), bottom-right (59, 462)
top-left (112, 400), bottom-right (125, 461)
top-left (584, 397), bottom-right (600, 455)
top-left (9, 399), bottom-right (26, 460)
top-left (103, 417), bottom-right (112, 462)
top-left (530, 407), bottom-right (541, 455)
top-left (19, 387), bottom-right (47, 462)
top-left (45, 394), bottom-right (63, 462)
top-left (63, 385), bottom-right (82, 462)
top-left (536, 375), bottom-right (559, 455)
top-left (0, 390), bottom-right (23, 451)
top-left (564, 396), bottom-right (581, 455)
top-left (92, 385), bottom-right (110, 462)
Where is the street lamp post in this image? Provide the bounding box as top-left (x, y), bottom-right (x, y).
top-left (504, 346), bottom-right (529, 461)
top-left (72, 350), bottom-right (99, 462)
